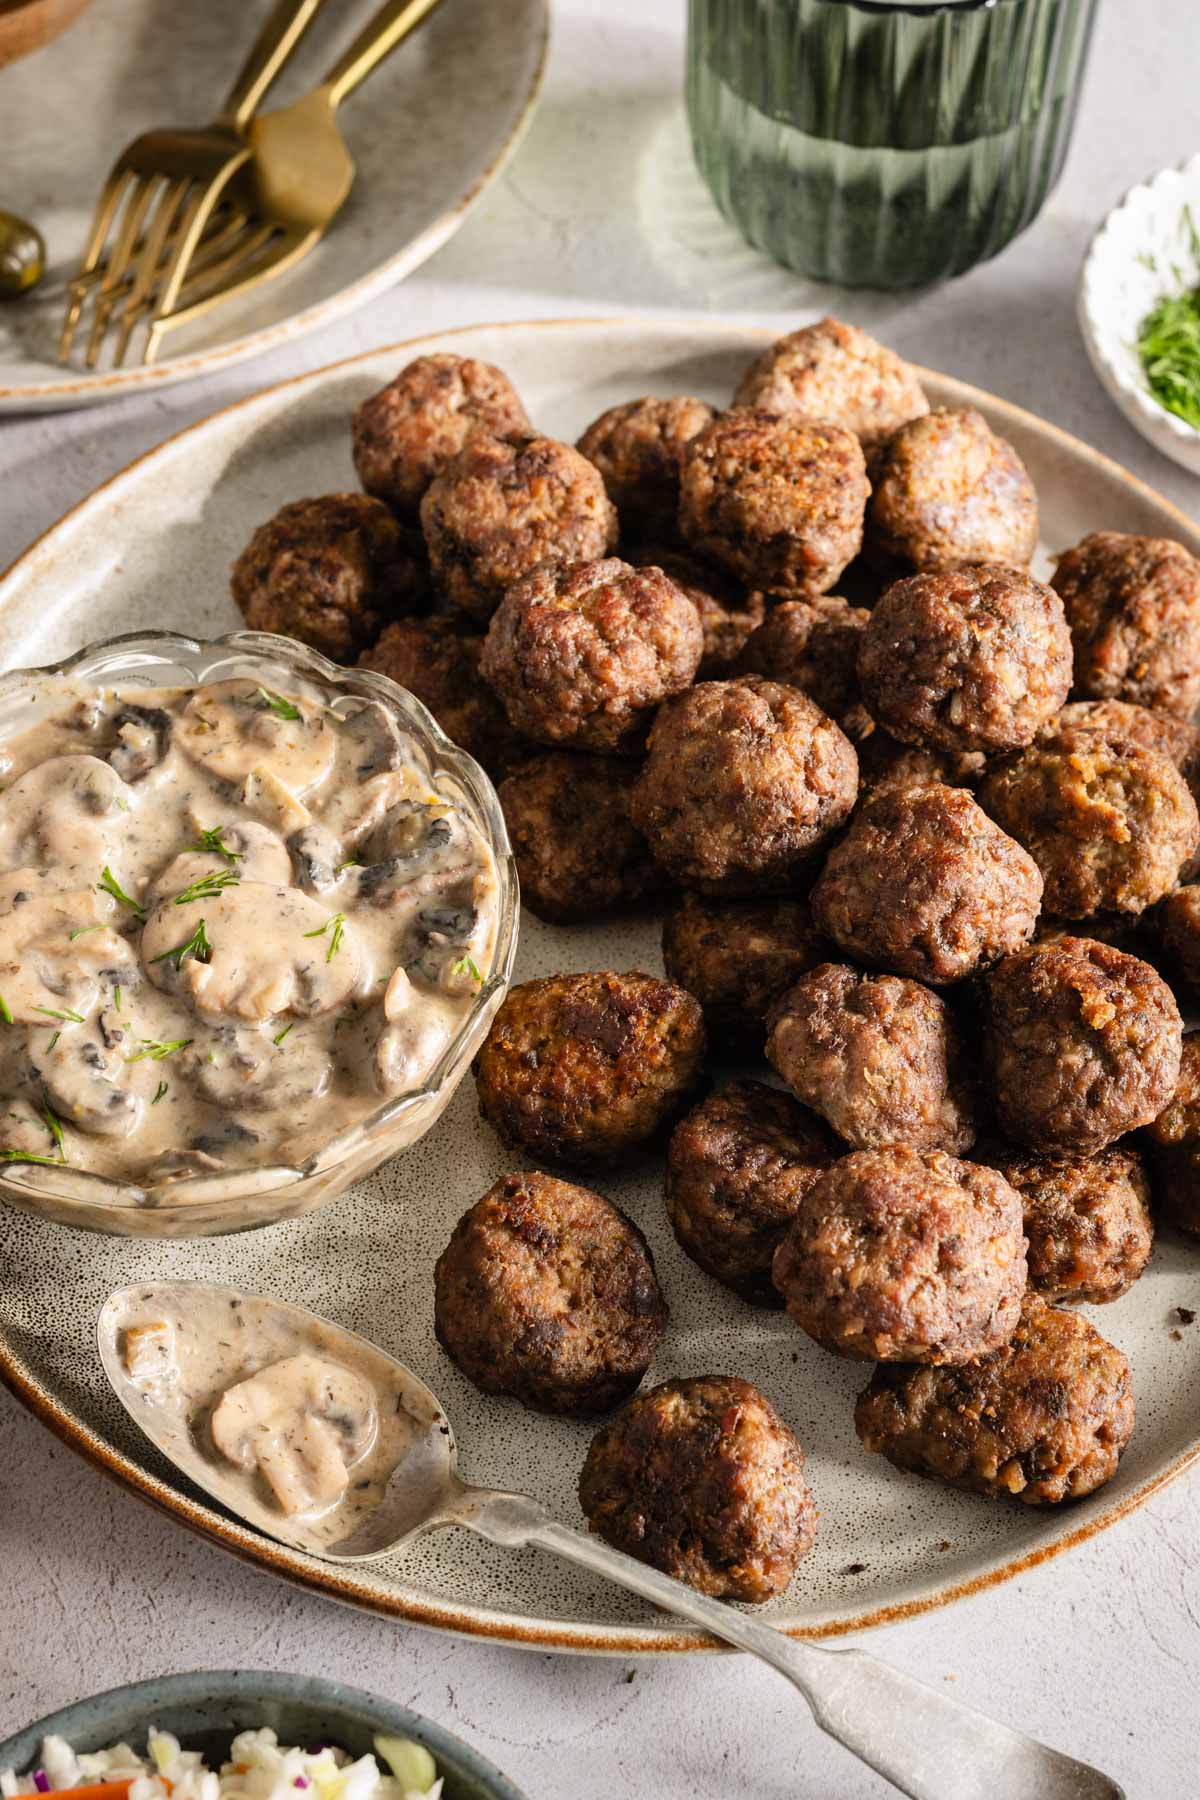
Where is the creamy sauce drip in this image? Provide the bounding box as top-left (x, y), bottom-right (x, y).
top-left (0, 678), bottom-right (499, 1182)
top-left (104, 1286), bottom-right (426, 1551)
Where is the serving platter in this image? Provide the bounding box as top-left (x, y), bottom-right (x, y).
top-left (0, 0), bottom-right (547, 412)
top-left (1, 318), bottom-right (1199, 1654)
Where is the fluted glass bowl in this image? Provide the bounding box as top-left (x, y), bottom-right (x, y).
top-left (0, 630), bottom-right (518, 1239)
top-left (687, 0), bottom-right (1100, 289)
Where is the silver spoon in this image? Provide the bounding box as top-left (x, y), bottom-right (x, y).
top-left (98, 1282), bottom-right (1123, 1800)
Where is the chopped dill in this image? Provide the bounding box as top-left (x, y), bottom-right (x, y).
top-left (113, 984), bottom-right (122, 1012)
top-left (173, 869), bottom-right (239, 906)
top-left (32, 1004), bottom-right (84, 1024)
top-left (1137, 204), bottom-right (1200, 431)
top-left (151, 917), bottom-right (212, 971)
top-left (273, 1023), bottom-right (294, 1047)
top-left (69, 924), bottom-right (106, 941)
top-left (97, 865), bottom-right (144, 914)
top-left (152, 1081), bottom-right (169, 1105)
top-left (124, 1037), bottom-right (192, 1063)
top-left (450, 953), bottom-right (484, 986)
top-left (254, 687), bottom-right (301, 721)
top-left (0, 995), bottom-right (12, 1025)
top-left (42, 1106), bottom-right (66, 1160)
top-left (47, 1031), bottom-right (60, 1052)
top-left (187, 826), bottom-right (243, 865)
top-left (303, 911), bottom-right (345, 962)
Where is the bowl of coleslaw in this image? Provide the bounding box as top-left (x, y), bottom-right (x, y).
top-left (0, 1672), bottom-right (526, 1800)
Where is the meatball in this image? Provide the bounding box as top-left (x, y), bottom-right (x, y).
top-left (352, 353), bottom-right (532, 519)
top-left (577, 396), bottom-right (717, 539)
top-left (359, 615), bottom-right (522, 776)
top-left (1042, 698), bottom-right (1200, 780)
top-left (231, 494), bottom-right (427, 663)
top-left (474, 970), bottom-right (705, 1169)
top-left (855, 1294), bottom-right (1135, 1505)
top-left (420, 432), bottom-right (618, 621)
top-left (665, 1080), bottom-right (836, 1304)
top-left (678, 408), bottom-right (869, 599)
top-left (856, 730), bottom-right (986, 796)
top-left (738, 597), bottom-right (873, 741)
top-left (480, 557), bottom-right (702, 754)
top-left (433, 1172), bottom-right (667, 1417)
top-left (578, 1375), bottom-right (817, 1601)
top-left (993, 1146), bottom-right (1153, 1304)
top-left (1051, 531), bottom-right (1200, 719)
top-left (1157, 884), bottom-right (1200, 992)
top-left (766, 964), bottom-right (979, 1154)
top-left (812, 782), bottom-right (1042, 985)
top-left (981, 730), bottom-right (1199, 917)
top-left (867, 408), bottom-right (1038, 573)
top-left (629, 547), bottom-right (765, 679)
top-left (732, 318), bottom-right (929, 459)
top-left (772, 1147), bottom-right (1026, 1363)
top-left (632, 678), bottom-right (858, 896)
top-left (498, 752), bottom-right (666, 924)
top-left (984, 936), bottom-right (1182, 1155)
top-left (858, 565), bottom-right (1071, 754)
top-left (1143, 1033), bottom-right (1200, 1235)
top-left (661, 892), bottom-right (832, 1047)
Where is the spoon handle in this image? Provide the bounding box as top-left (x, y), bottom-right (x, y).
top-left (459, 1490), bottom-right (1123, 1800)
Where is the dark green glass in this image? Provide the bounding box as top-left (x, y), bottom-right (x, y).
top-left (686, 0), bottom-right (1100, 289)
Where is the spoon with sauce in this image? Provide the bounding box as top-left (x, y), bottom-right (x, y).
top-left (99, 1281), bottom-right (1122, 1800)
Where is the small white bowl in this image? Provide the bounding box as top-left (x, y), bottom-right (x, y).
top-left (1079, 153), bottom-right (1200, 475)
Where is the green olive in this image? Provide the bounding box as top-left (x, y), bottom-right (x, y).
top-left (0, 209), bottom-right (46, 298)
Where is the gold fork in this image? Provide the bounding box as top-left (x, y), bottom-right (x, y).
top-left (138, 0), bottom-right (445, 366)
top-left (60, 0), bottom-right (327, 370)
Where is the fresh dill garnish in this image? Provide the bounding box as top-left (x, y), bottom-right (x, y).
top-left (97, 865), bottom-right (144, 914)
top-left (152, 1081), bottom-right (168, 1105)
top-left (337, 852), bottom-right (363, 872)
top-left (187, 826), bottom-right (243, 865)
top-left (0, 995), bottom-right (12, 1025)
top-left (124, 1036), bottom-right (192, 1063)
top-left (254, 687), bottom-right (301, 722)
top-left (42, 1106), bottom-right (66, 1160)
top-left (69, 924), bottom-right (106, 941)
top-left (0, 1149), bottom-right (63, 1166)
top-left (1137, 204), bottom-right (1200, 431)
top-left (273, 1023), bottom-right (294, 1047)
top-left (47, 1031), bottom-right (60, 1051)
top-left (32, 1005), bottom-right (85, 1024)
top-left (113, 984), bottom-right (122, 1012)
top-left (303, 910), bottom-right (345, 962)
top-left (151, 918), bottom-right (212, 971)
top-left (172, 869), bottom-right (240, 906)
top-left (450, 953), bottom-right (484, 985)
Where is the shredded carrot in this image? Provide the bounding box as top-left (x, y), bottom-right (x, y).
top-left (52, 1783), bottom-right (139, 1800)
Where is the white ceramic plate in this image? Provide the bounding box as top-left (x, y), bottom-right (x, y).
top-left (0, 0), bottom-right (547, 413)
top-left (1, 319), bottom-right (1199, 1655)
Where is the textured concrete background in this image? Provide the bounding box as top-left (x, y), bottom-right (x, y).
top-left (2, 1), bottom-right (1198, 1794)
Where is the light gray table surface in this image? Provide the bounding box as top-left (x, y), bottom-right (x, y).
top-left (2, 1), bottom-right (1198, 1794)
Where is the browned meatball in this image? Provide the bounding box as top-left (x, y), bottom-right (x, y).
top-left (733, 318), bottom-right (929, 459)
top-left (738, 597), bottom-right (873, 741)
top-left (858, 566), bottom-right (1071, 754)
top-left (867, 408), bottom-right (1038, 573)
top-left (359, 615), bottom-right (522, 776)
top-left (628, 547), bottom-right (766, 679)
top-left (352, 353), bottom-right (532, 519)
top-left (420, 433), bottom-right (618, 621)
top-left (1051, 531), bottom-right (1200, 719)
top-left (1043, 698), bottom-right (1200, 780)
top-left (812, 782), bottom-right (1042, 985)
top-left (855, 1294), bottom-right (1134, 1505)
top-left (984, 936), bottom-right (1182, 1155)
top-left (678, 409), bottom-right (869, 599)
top-left (231, 494), bottom-right (428, 663)
top-left (661, 892), bottom-right (832, 1047)
top-left (993, 1146), bottom-right (1154, 1304)
top-left (433, 1172), bottom-right (667, 1417)
top-left (481, 558), bottom-right (702, 754)
top-left (632, 678), bottom-right (858, 895)
top-left (766, 964), bottom-right (979, 1154)
top-left (474, 970), bottom-right (705, 1169)
top-left (665, 1080), bottom-right (837, 1304)
top-left (856, 730), bottom-right (986, 796)
top-left (497, 752), bottom-right (666, 924)
top-left (1143, 1033), bottom-right (1200, 1235)
top-left (578, 1375), bottom-right (817, 1601)
top-left (773, 1146), bottom-right (1025, 1363)
top-left (577, 396), bottom-right (717, 539)
top-left (1157, 884), bottom-right (1200, 993)
top-left (981, 731), bottom-right (1199, 918)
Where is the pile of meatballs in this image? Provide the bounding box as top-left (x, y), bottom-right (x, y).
top-left (229, 318), bottom-right (1200, 1609)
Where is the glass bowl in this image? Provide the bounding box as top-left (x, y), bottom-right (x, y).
top-left (0, 629), bottom-right (519, 1239)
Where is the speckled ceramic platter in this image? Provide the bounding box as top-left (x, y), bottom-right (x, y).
top-left (1, 319), bottom-right (1199, 1654)
top-left (0, 0), bottom-right (547, 412)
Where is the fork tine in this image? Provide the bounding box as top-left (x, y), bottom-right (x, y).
top-left (87, 206), bottom-right (259, 363)
top-left (144, 226), bottom-right (312, 365)
top-left (110, 175), bottom-right (202, 369)
top-left (82, 175), bottom-right (162, 368)
top-left (130, 175), bottom-right (237, 366)
top-left (58, 166), bottom-right (138, 362)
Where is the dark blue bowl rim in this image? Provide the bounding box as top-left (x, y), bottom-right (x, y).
top-left (0, 1672), bottom-right (527, 1800)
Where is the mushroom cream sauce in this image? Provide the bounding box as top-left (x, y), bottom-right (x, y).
top-left (0, 677), bottom-right (500, 1183)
